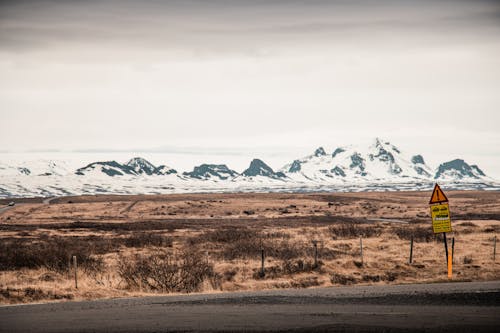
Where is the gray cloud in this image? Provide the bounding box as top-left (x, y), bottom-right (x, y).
top-left (1, 0), bottom-right (499, 55)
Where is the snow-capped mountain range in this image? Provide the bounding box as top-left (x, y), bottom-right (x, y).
top-left (0, 139), bottom-right (497, 198)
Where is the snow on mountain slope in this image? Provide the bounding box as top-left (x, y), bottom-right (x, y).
top-left (282, 139), bottom-right (436, 182)
top-left (75, 161), bottom-right (137, 177)
top-left (153, 165), bottom-right (177, 175)
top-left (125, 157), bottom-right (158, 175)
top-left (183, 164), bottom-right (238, 180)
top-left (0, 160), bottom-right (70, 177)
top-left (241, 159), bottom-right (286, 179)
top-left (0, 139), bottom-right (497, 198)
top-left (435, 159), bottom-right (488, 180)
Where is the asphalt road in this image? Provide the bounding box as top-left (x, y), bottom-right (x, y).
top-left (1, 281), bottom-right (499, 333)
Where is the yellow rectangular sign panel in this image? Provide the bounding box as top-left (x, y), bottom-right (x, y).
top-left (430, 203), bottom-right (452, 234)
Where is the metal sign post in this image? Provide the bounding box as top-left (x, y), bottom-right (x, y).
top-left (429, 184), bottom-right (452, 278)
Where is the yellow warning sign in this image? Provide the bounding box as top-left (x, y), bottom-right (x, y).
top-left (430, 203), bottom-right (452, 234)
top-left (429, 184), bottom-right (448, 204)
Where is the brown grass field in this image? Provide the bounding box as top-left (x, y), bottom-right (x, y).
top-left (0, 191), bottom-right (499, 304)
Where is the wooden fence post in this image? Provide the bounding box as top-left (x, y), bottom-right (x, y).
top-left (259, 249), bottom-right (265, 278)
top-left (494, 236), bottom-right (497, 261)
top-left (312, 240), bottom-right (318, 269)
top-left (73, 255), bottom-right (78, 289)
top-left (409, 236), bottom-right (414, 264)
top-left (359, 237), bottom-right (363, 267)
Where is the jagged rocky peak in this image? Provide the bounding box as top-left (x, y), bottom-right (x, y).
top-left (125, 157), bottom-right (157, 175)
top-left (331, 166), bottom-right (346, 177)
top-left (75, 161), bottom-right (136, 177)
top-left (183, 164), bottom-right (238, 180)
top-left (349, 153), bottom-right (366, 175)
top-left (314, 147), bottom-right (326, 157)
top-left (153, 165), bottom-right (177, 175)
top-left (435, 159), bottom-right (486, 180)
top-left (372, 138), bottom-right (401, 153)
top-left (411, 155), bottom-right (425, 164)
top-left (18, 167), bottom-right (31, 175)
top-left (243, 159), bottom-right (285, 178)
top-left (471, 165), bottom-right (486, 177)
top-left (412, 154), bottom-right (431, 177)
top-left (369, 138), bottom-right (403, 175)
top-left (288, 160), bottom-right (302, 173)
top-left (332, 147), bottom-right (345, 158)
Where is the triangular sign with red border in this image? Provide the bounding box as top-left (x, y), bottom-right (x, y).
top-left (429, 183), bottom-right (449, 204)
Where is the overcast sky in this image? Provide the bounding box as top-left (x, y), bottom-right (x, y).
top-left (1, 0), bottom-right (500, 176)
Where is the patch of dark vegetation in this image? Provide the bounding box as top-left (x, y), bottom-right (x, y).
top-left (122, 232), bottom-right (173, 248)
top-left (220, 238), bottom-right (310, 261)
top-left (483, 226), bottom-right (498, 233)
top-left (453, 213), bottom-right (500, 221)
top-left (329, 224), bottom-right (382, 239)
top-left (0, 215), bottom-right (370, 233)
top-left (458, 222), bottom-right (478, 227)
top-left (255, 259), bottom-right (323, 280)
top-left (393, 226), bottom-right (436, 242)
top-left (188, 227), bottom-right (260, 244)
top-left (330, 272), bottom-right (357, 285)
top-left (0, 233), bottom-right (173, 272)
top-left (0, 287), bottom-right (73, 303)
top-left (117, 250), bottom-right (220, 293)
top-left (0, 237), bottom-right (105, 273)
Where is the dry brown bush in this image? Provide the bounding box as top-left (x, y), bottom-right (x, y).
top-left (328, 224), bottom-right (382, 239)
top-left (117, 250), bottom-right (219, 293)
top-left (330, 272), bottom-right (357, 285)
top-left (0, 237), bottom-right (105, 273)
top-left (221, 238), bottom-right (310, 261)
top-left (393, 226), bottom-right (436, 242)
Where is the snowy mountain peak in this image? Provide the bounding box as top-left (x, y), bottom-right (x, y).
top-left (288, 160), bottom-right (302, 173)
top-left (183, 164), bottom-right (238, 180)
top-left (332, 148), bottom-right (346, 158)
top-left (314, 147), bottom-right (326, 157)
top-left (153, 165), bottom-right (177, 175)
top-left (242, 159), bottom-right (285, 179)
top-left (411, 155), bottom-right (425, 165)
top-left (125, 157), bottom-right (157, 175)
top-left (435, 159), bottom-right (486, 180)
top-left (76, 161), bottom-right (136, 177)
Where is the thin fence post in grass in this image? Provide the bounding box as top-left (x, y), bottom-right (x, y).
top-left (312, 240), bottom-right (318, 269)
top-left (68, 255), bottom-right (72, 280)
top-left (259, 249), bottom-right (265, 278)
top-left (493, 235), bottom-right (497, 260)
top-left (72, 255), bottom-right (78, 289)
top-left (359, 237), bottom-right (363, 267)
top-left (409, 236), bottom-right (414, 264)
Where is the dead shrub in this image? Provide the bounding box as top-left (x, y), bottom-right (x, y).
top-left (362, 274), bottom-right (381, 282)
top-left (394, 226), bottom-right (435, 242)
top-left (330, 272), bottom-right (357, 285)
top-left (459, 222), bottom-right (477, 227)
top-left (281, 259), bottom-right (322, 275)
top-left (252, 259), bottom-right (321, 280)
top-left (223, 268), bottom-right (238, 282)
top-left (117, 250), bottom-right (218, 293)
top-left (188, 227), bottom-right (260, 245)
top-left (221, 238), bottom-right (308, 261)
top-left (290, 276), bottom-right (321, 288)
top-left (329, 224), bottom-right (381, 239)
top-left (0, 237), bottom-right (105, 273)
top-left (122, 232), bottom-right (173, 248)
top-left (0, 287), bottom-right (73, 303)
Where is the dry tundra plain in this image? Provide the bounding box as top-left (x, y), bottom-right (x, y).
top-left (0, 191), bottom-right (499, 304)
